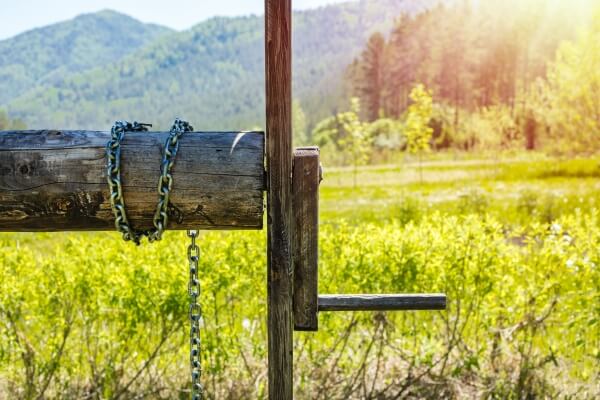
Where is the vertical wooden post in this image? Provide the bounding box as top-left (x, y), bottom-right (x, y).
top-left (265, 0), bottom-right (293, 399)
top-left (292, 147), bottom-right (320, 331)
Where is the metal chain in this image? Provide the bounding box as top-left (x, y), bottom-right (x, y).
top-left (188, 230), bottom-right (203, 400)
top-left (149, 118), bottom-right (194, 242)
top-left (106, 121), bottom-right (152, 244)
top-left (106, 118), bottom-right (194, 245)
top-left (106, 118), bottom-right (203, 398)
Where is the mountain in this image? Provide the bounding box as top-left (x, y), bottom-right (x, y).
top-left (2, 0), bottom-right (434, 131)
top-left (0, 10), bottom-right (173, 106)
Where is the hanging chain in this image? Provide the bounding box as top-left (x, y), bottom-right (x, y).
top-left (106, 118), bottom-right (194, 245)
top-left (106, 121), bottom-right (152, 244)
top-left (188, 230), bottom-right (203, 400)
top-left (106, 118), bottom-right (203, 399)
top-left (149, 118), bottom-right (194, 242)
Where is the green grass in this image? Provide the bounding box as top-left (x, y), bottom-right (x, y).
top-left (1, 155), bottom-right (599, 399)
top-left (321, 157), bottom-right (600, 226)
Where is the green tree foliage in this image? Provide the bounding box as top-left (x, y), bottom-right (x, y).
top-left (339, 98), bottom-right (372, 186)
top-left (404, 84), bottom-right (433, 155)
top-left (0, 10), bottom-right (172, 106)
top-left (366, 117), bottom-right (404, 162)
top-left (293, 100), bottom-right (309, 146)
top-left (404, 84), bottom-right (433, 181)
top-left (313, 98), bottom-right (372, 181)
top-left (0, 110), bottom-right (25, 130)
top-left (347, 0), bottom-right (595, 153)
top-left (540, 12), bottom-right (600, 153)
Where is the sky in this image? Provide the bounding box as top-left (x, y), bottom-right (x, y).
top-left (0, 0), bottom-right (352, 40)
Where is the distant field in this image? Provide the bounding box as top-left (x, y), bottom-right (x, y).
top-left (321, 156), bottom-right (600, 226)
top-left (1, 156), bottom-right (599, 399)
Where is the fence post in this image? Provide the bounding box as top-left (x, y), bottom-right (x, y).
top-left (265, 0), bottom-right (293, 398)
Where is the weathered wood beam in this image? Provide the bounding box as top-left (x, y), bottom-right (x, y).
top-left (292, 147), bottom-right (320, 332)
top-left (265, 0), bottom-right (294, 398)
top-left (0, 130), bottom-right (265, 231)
top-left (318, 294), bottom-right (447, 312)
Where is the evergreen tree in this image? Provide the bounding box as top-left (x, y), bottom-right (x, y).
top-left (353, 32), bottom-right (386, 121)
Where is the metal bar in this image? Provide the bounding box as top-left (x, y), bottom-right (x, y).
top-left (265, 0), bottom-right (294, 398)
top-left (318, 294), bottom-right (447, 312)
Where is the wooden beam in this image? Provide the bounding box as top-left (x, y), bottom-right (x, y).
top-left (0, 130), bottom-right (264, 231)
top-left (265, 0), bottom-right (293, 398)
top-left (318, 294), bottom-right (447, 312)
top-left (292, 147), bottom-right (320, 332)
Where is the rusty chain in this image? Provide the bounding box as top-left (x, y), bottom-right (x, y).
top-left (106, 119), bottom-right (203, 399)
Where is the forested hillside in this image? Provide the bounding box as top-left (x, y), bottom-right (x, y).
top-left (335, 0), bottom-right (600, 158)
top-left (2, 0), bottom-right (435, 131)
top-left (350, 1), bottom-right (589, 120)
top-left (0, 10), bottom-right (172, 105)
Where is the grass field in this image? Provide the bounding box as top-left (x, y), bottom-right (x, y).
top-left (1, 155), bottom-right (599, 399)
top-left (321, 156), bottom-right (600, 224)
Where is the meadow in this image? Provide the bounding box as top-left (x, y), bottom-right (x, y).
top-left (1, 155), bottom-right (599, 399)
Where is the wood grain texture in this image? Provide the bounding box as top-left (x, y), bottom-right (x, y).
top-left (318, 294), bottom-right (447, 312)
top-left (0, 130), bottom-right (264, 231)
top-left (292, 147), bottom-right (320, 332)
top-left (265, 0), bottom-right (294, 398)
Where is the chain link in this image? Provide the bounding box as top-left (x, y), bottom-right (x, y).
top-left (106, 118), bottom-right (194, 245)
top-left (149, 118), bottom-right (194, 242)
top-left (106, 121), bottom-right (152, 245)
top-left (188, 230), bottom-right (203, 400)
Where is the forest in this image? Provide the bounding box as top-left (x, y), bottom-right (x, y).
top-left (3, 0), bottom-right (597, 162)
top-left (0, 0), bottom-right (428, 131)
top-left (310, 0), bottom-right (599, 164)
